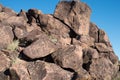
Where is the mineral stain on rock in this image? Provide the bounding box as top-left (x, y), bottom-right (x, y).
top-left (0, 0), bottom-right (119, 80)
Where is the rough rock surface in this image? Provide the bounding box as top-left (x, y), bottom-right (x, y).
top-left (0, 0), bottom-right (119, 80)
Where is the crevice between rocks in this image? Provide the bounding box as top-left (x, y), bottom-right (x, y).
top-left (19, 51), bottom-right (54, 63)
top-left (62, 68), bottom-right (78, 80)
top-left (53, 16), bottom-right (80, 44)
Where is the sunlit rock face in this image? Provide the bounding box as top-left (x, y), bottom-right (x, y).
top-left (0, 1), bottom-right (119, 80)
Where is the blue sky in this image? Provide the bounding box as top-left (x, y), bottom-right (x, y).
top-left (0, 0), bottom-right (120, 59)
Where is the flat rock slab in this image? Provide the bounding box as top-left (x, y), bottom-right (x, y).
top-left (23, 32), bottom-right (58, 59)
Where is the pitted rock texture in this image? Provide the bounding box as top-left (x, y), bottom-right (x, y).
top-left (0, 1), bottom-right (119, 80)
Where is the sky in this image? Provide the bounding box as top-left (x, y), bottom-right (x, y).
top-left (0, 0), bottom-right (120, 59)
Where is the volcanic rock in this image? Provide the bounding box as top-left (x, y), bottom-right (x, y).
top-left (0, 0), bottom-right (119, 80)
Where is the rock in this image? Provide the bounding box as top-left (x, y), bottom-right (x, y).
top-left (2, 7), bottom-right (16, 16)
top-left (0, 24), bottom-right (14, 50)
top-left (4, 16), bottom-right (26, 28)
top-left (0, 12), bottom-right (10, 22)
top-left (52, 45), bottom-right (83, 71)
top-left (54, 1), bottom-right (91, 35)
top-left (82, 47), bottom-right (99, 64)
top-left (95, 43), bottom-right (110, 53)
top-left (109, 52), bottom-right (118, 64)
top-left (80, 35), bottom-right (95, 47)
top-left (38, 14), bottom-right (71, 48)
top-left (27, 61), bottom-right (73, 80)
top-left (99, 29), bottom-right (109, 43)
top-left (10, 60), bottom-right (73, 80)
top-left (23, 32), bottom-right (58, 59)
top-left (89, 57), bottom-right (119, 80)
top-left (89, 22), bottom-right (99, 42)
top-left (18, 9), bottom-right (28, 22)
top-left (0, 1), bottom-right (119, 80)
top-left (0, 51), bottom-right (10, 72)
top-left (28, 9), bottom-right (41, 19)
top-left (0, 71), bottom-right (10, 80)
top-left (9, 59), bottom-right (30, 80)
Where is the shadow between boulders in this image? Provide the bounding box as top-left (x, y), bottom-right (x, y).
top-left (19, 50), bottom-right (54, 63)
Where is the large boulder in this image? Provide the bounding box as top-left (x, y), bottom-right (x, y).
top-left (23, 31), bottom-right (59, 59)
top-left (10, 60), bottom-right (73, 80)
top-left (54, 1), bottom-right (91, 35)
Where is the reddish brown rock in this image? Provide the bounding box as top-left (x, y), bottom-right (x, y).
top-left (0, 51), bottom-right (10, 72)
top-left (89, 22), bottom-right (99, 42)
top-left (23, 32), bottom-right (58, 59)
top-left (95, 43), bottom-right (110, 53)
top-left (0, 24), bottom-right (14, 50)
top-left (52, 45), bottom-right (83, 71)
top-left (27, 61), bottom-right (73, 80)
top-left (80, 35), bottom-right (95, 47)
top-left (10, 60), bottom-right (73, 80)
top-left (18, 9), bottom-right (28, 22)
top-left (82, 47), bottom-right (99, 64)
top-left (2, 7), bottom-right (16, 16)
top-left (54, 1), bottom-right (91, 35)
top-left (10, 59), bottom-right (30, 80)
top-left (38, 14), bottom-right (71, 48)
top-left (89, 57), bottom-right (119, 80)
top-left (99, 29), bottom-right (109, 43)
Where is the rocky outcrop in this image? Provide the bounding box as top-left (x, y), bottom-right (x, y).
top-left (0, 1), bottom-right (119, 80)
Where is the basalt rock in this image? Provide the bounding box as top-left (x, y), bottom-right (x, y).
top-left (0, 1), bottom-right (119, 80)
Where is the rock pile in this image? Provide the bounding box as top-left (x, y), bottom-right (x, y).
top-left (0, 1), bottom-right (119, 80)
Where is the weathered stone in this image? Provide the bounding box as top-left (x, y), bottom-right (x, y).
top-left (89, 57), bottom-right (119, 80)
top-left (2, 7), bottom-right (16, 16)
top-left (18, 9), bottom-right (28, 22)
top-left (28, 9), bottom-right (41, 19)
top-left (54, 1), bottom-right (91, 35)
top-left (0, 12), bottom-right (10, 22)
top-left (9, 59), bottom-right (30, 80)
top-left (52, 45), bottom-right (83, 71)
top-left (27, 61), bottom-right (73, 80)
top-left (89, 22), bottom-right (99, 42)
top-left (4, 16), bottom-right (26, 28)
top-left (23, 28), bottom-right (41, 41)
top-left (23, 32), bottom-right (58, 59)
top-left (0, 72), bottom-right (10, 80)
top-left (0, 24), bottom-right (14, 50)
top-left (95, 43), bottom-right (110, 53)
top-left (109, 52), bottom-right (118, 64)
top-left (80, 35), bottom-right (95, 47)
top-left (99, 29), bottom-right (109, 43)
top-left (38, 14), bottom-right (71, 48)
top-left (10, 60), bottom-right (73, 80)
top-left (0, 51), bottom-right (10, 72)
top-left (82, 47), bottom-right (99, 63)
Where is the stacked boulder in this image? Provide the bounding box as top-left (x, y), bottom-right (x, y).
top-left (0, 1), bottom-right (119, 80)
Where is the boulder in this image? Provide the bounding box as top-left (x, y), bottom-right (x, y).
top-left (99, 29), bottom-right (109, 43)
top-left (38, 14), bottom-right (71, 48)
top-left (54, 1), bottom-right (91, 35)
top-left (89, 22), bottom-right (99, 42)
top-left (23, 31), bottom-right (58, 59)
top-left (89, 57), bottom-right (119, 80)
top-left (95, 43), bottom-right (110, 53)
top-left (0, 24), bottom-right (14, 50)
top-left (10, 60), bottom-right (73, 80)
top-left (0, 51), bottom-right (10, 72)
top-left (52, 45), bottom-right (83, 71)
